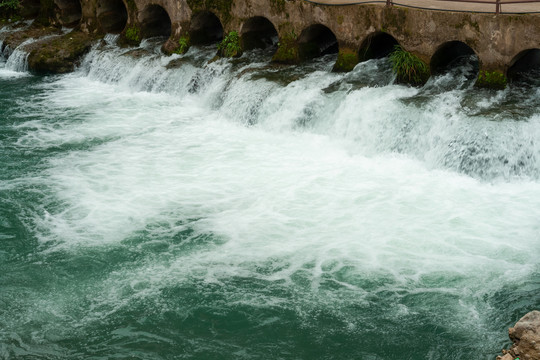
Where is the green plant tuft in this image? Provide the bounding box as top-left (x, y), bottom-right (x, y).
top-left (174, 36), bottom-right (190, 55)
top-left (218, 31), bottom-right (242, 58)
top-left (476, 70), bottom-right (507, 89)
top-left (0, 0), bottom-right (20, 20)
top-left (0, 0), bottom-right (18, 9)
top-left (389, 45), bottom-right (429, 86)
top-left (125, 26), bottom-right (140, 45)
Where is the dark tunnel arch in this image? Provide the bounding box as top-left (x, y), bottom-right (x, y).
top-left (358, 32), bottom-right (399, 62)
top-left (240, 16), bottom-right (278, 51)
top-left (97, 0), bottom-right (128, 34)
top-left (507, 49), bottom-right (540, 83)
top-left (189, 11), bottom-right (224, 45)
top-left (140, 4), bottom-right (172, 39)
top-left (297, 24), bottom-right (338, 61)
top-left (430, 41), bottom-right (479, 78)
top-left (20, 0), bottom-right (41, 18)
top-left (54, 0), bottom-right (82, 27)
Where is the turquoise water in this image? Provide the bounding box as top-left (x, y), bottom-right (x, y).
top-left (1, 33), bottom-right (539, 359)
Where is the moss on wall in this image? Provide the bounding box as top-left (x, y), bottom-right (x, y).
top-left (333, 48), bottom-right (359, 72)
top-left (125, 0), bottom-right (136, 11)
top-left (186, 0), bottom-right (233, 24)
top-left (270, 0), bottom-right (285, 14)
top-left (272, 31), bottom-right (299, 64)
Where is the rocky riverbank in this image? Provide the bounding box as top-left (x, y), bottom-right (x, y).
top-left (498, 311), bottom-right (540, 360)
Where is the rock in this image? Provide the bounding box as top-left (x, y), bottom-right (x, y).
top-left (1, 24), bottom-right (62, 50)
top-left (496, 354), bottom-right (514, 360)
top-left (25, 31), bottom-right (97, 74)
top-left (500, 310), bottom-right (540, 360)
top-left (121, 48), bottom-right (152, 59)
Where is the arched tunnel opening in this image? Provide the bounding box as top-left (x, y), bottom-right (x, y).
top-left (20, 0), bottom-right (41, 18)
top-left (507, 49), bottom-right (540, 84)
top-left (240, 16), bottom-right (278, 51)
top-left (430, 41), bottom-right (479, 78)
top-left (189, 11), bottom-right (223, 45)
top-left (297, 24), bottom-right (338, 61)
top-left (358, 32), bottom-right (399, 62)
top-left (97, 0), bottom-right (128, 34)
top-left (140, 4), bottom-right (171, 39)
top-left (54, 0), bottom-right (82, 27)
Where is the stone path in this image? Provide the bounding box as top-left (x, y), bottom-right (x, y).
top-left (305, 0), bottom-right (540, 14)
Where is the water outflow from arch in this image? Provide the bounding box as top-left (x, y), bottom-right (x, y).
top-left (430, 41), bottom-right (479, 79)
top-left (54, 0), bottom-right (82, 26)
top-left (359, 32), bottom-right (399, 61)
top-left (190, 11), bottom-right (223, 45)
top-left (97, 0), bottom-right (128, 34)
top-left (508, 48), bottom-right (540, 84)
top-left (140, 4), bottom-right (171, 39)
top-left (0, 33), bottom-right (539, 360)
top-left (241, 17), bottom-right (278, 50)
top-left (298, 24), bottom-right (338, 60)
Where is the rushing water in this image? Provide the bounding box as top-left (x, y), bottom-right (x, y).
top-left (1, 30), bottom-right (539, 360)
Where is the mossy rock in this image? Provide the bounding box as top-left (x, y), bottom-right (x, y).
top-left (26, 31), bottom-right (98, 74)
top-left (119, 25), bottom-right (140, 47)
top-left (2, 25), bottom-right (61, 50)
top-left (333, 49), bottom-right (359, 72)
top-left (272, 33), bottom-right (299, 64)
top-left (298, 41), bottom-right (319, 61)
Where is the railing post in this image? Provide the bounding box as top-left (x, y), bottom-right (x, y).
top-left (386, 0), bottom-right (392, 7)
top-left (496, 0), bottom-right (501, 14)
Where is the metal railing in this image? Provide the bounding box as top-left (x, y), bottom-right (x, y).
top-left (384, 0), bottom-right (540, 14)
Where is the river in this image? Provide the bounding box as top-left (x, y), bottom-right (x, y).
top-left (1, 30), bottom-right (539, 359)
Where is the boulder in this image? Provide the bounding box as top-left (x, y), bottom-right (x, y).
top-left (499, 311), bottom-right (540, 360)
top-left (25, 31), bottom-right (97, 74)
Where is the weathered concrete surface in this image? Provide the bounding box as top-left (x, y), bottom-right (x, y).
top-left (4, 0), bottom-right (540, 74)
top-left (498, 310), bottom-right (540, 360)
top-left (142, 0), bottom-right (539, 72)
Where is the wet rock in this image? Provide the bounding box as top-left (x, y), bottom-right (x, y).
top-left (499, 310), bottom-right (540, 360)
top-left (121, 48), bottom-right (152, 59)
top-left (25, 31), bottom-right (97, 74)
top-left (1, 24), bottom-right (61, 50)
top-left (165, 58), bottom-right (186, 69)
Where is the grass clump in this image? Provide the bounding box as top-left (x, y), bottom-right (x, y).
top-left (389, 45), bottom-right (429, 86)
top-left (124, 26), bottom-right (140, 45)
top-left (476, 70), bottom-right (507, 89)
top-left (174, 36), bottom-right (190, 55)
top-left (218, 31), bottom-right (242, 57)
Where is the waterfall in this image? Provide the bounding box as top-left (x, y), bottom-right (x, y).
top-left (71, 41), bottom-right (540, 181)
